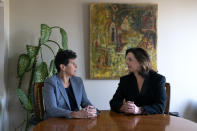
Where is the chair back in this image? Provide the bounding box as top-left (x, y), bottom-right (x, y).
top-left (165, 83), bottom-right (170, 114)
top-left (34, 82), bottom-right (44, 120)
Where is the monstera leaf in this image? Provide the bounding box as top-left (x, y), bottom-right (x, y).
top-left (17, 54), bottom-right (30, 78)
top-left (16, 88), bottom-right (32, 111)
top-left (60, 28), bottom-right (68, 50)
top-left (48, 59), bottom-right (57, 77)
top-left (26, 45), bottom-right (39, 58)
top-left (40, 24), bottom-right (51, 44)
top-left (34, 62), bottom-right (48, 82)
top-left (26, 45), bottom-right (39, 71)
top-left (58, 48), bottom-right (64, 52)
top-left (25, 57), bottom-right (35, 72)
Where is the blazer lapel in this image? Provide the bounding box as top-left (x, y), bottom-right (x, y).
top-left (70, 77), bottom-right (80, 109)
top-left (56, 75), bottom-right (71, 110)
top-left (140, 73), bottom-right (150, 96)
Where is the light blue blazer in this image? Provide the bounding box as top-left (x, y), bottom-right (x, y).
top-left (43, 74), bottom-right (93, 119)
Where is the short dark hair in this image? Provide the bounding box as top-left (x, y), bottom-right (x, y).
top-left (55, 50), bottom-right (77, 73)
top-left (126, 48), bottom-right (151, 77)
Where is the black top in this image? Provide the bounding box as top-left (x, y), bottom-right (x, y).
top-left (65, 84), bottom-right (78, 111)
top-left (110, 70), bottom-right (167, 115)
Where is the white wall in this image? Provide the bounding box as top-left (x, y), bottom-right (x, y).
top-left (158, 0), bottom-right (197, 121)
top-left (7, 0), bottom-right (197, 129)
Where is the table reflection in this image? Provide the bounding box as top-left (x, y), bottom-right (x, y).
top-left (109, 111), bottom-right (170, 131)
top-left (35, 118), bottom-right (97, 131)
top-left (34, 111), bottom-right (197, 131)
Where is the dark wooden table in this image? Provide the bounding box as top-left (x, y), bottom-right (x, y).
top-left (33, 110), bottom-right (197, 131)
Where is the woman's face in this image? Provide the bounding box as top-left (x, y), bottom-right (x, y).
top-left (126, 52), bottom-right (140, 73)
top-left (61, 59), bottom-right (77, 76)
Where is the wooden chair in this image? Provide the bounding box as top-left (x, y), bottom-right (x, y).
top-left (34, 82), bottom-right (44, 120)
top-left (33, 82), bottom-right (172, 117)
top-left (165, 83), bottom-right (170, 114)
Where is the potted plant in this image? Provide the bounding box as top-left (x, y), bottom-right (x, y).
top-left (16, 24), bottom-right (68, 131)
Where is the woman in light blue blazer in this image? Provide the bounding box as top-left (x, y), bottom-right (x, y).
top-left (43, 50), bottom-right (97, 119)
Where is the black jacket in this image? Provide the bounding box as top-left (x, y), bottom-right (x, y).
top-left (110, 70), bottom-right (167, 115)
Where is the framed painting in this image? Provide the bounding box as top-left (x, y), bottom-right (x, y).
top-left (90, 3), bottom-right (158, 79)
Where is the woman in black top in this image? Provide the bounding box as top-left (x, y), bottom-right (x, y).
top-left (110, 48), bottom-right (167, 115)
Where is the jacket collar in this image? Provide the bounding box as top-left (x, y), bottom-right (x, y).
top-left (70, 77), bottom-right (80, 109)
top-left (129, 72), bottom-right (151, 96)
top-left (140, 72), bottom-right (151, 96)
top-left (56, 75), bottom-right (80, 110)
top-left (56, 74), bottom-right (71, 110)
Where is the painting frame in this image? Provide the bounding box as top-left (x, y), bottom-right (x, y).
top-left (90, 3), bottom-right (158, 79)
